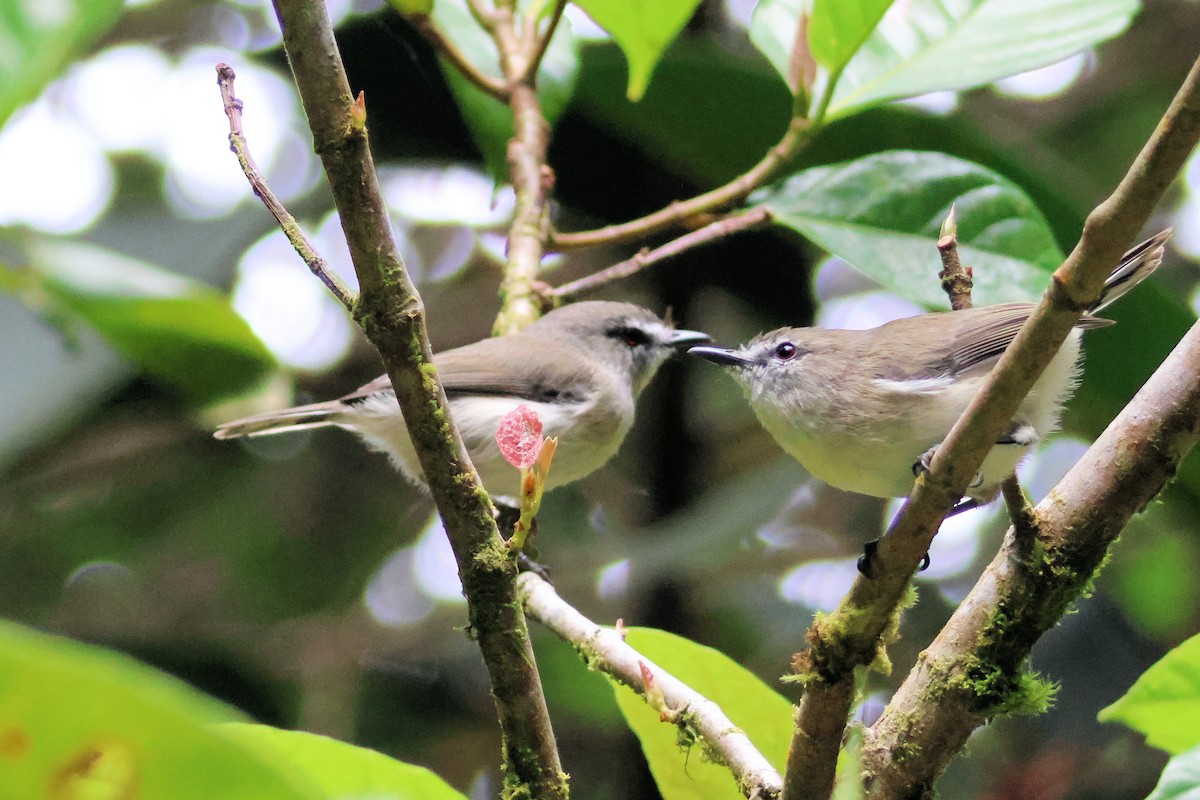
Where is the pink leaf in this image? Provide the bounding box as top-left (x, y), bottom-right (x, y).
top-left (496, 405), bottom-right (544, 469)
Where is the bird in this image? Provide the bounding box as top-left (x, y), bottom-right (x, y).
top-left (215, 301), bottom-right (709, 494)
top-left (688, 230), bottom-right (1172, 512)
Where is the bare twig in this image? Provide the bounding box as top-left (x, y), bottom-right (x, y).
top-left (550, 117), bottom-right (813, 251)
top-left (518, 573), bottom-right (784, 800)
top-left (521, 0), bottom-right (567, 85)
top-left (863, 315), bottom-right (1200, 796)
top-left (549, 208), bottom-right (774, 300)
top-left (781, 51), bottom-right (1200, 800)
top-left (409, 14), bottom-right (509, 101)
top-left (268, 3), bottom-right (566, 797)
top-left (466, 0), bottom-right (498, 31)
top-left (215, 63), bottom-right (355, 310)
top-left (936, 205), bottom-right (973, 312)
top-left (491, 5), bottom-right (555, 334)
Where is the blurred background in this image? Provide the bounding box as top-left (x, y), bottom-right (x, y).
top-left (2, 1), bottom-right (1200, 797)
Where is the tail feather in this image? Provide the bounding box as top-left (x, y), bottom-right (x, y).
top-left (1093, 228), bottom-right (1172, 313)
top-left (213, 401), bottom-right (343, 440)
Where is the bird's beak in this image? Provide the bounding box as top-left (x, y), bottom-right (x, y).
top-left (688, 345), bottom-right (755, 368)
top-left (669, 328), bottom-right (711, 347)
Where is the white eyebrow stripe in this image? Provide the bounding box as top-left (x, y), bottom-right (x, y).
top-left (872, 376), bottom-right (954, 395)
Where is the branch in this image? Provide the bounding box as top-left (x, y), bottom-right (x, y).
top-left (520, 0), bottom-right (567, 85)
top-left (268, 3), bottom-right (566, 797)
top-left (491, 5), bottom-right (555, 334)
top-left (550, 116), bottom-right (813, 251)
top-left (215, 63), bottom-right (355, 311)
top-left (409, 14), bottom-right (509, 101)
top-left (518, 573), bottom-right (784, 800)
top-left (549, 208), bottom-right (773, 301)
top-left (781, 51), bottom-right (1200, 800)
top-left (863, 314), bottom-right (1200, 795)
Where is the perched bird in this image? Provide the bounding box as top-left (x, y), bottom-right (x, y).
top-left (216, 301), bottom-right (709, 493)
top-left (689, 230), bottom-right (1171, 510)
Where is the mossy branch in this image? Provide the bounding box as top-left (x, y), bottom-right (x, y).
top-left (781, 51), bottom-right (1200, 800)
top-left (862, 312), bottom-right (1200, 796)
top-left (268, 2), bottom-right (566, 797)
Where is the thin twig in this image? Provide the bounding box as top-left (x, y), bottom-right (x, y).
top-left (549, 208), bottom-right (774, 300)
top-left (936, 206), bottom-right (973, 312)
top-left (863, 315), bottom-right (1200, 796)
top-left (518, 573), bottom-right (784, 800)
top-left (215, 63), bottom-right (355, 311)
top-left (780, 51), bottom-right (1200, 800)
top-left (520, 0), bottom-right (567, 85)
top-left (466, 0), bottom-right (498, 31)
top-left (409, 14), bottom-right (509, 101)
top-left (269, 3), bottom-right (566, 798)
top-left (550, 117), bottom-right (813, 251)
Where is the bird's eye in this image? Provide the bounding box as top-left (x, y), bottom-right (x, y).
top-left (610, 326), bottom-right (650, 348)
top-left (774, 342), bottom-right (798, 361)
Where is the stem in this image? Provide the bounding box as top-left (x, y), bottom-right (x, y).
top-left (409, 14), bottom-right (509, 101)
top-left (492, 5), bottom-right (554, 334)
top-left (215, 63), bottom-right (355, 310)
top-left (519, 573), bottom-right (783, 800)
top-left (549, 208), bottom-right (773, 300)
top-left (550, 116), bottom-right (814, 251)
top-left (270, 3), bottom-right (566, 797)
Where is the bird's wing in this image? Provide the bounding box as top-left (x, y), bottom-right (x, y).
top-left (340, 336), bottom-right (599, 405)
top-left (946, 303), bottom-right (1113, 376)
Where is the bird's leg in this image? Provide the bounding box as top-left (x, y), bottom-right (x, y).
top-left (857, 539), bottom-right (930, 578)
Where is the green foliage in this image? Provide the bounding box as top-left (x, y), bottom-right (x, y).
top-left (750, 0), bottom-right (1139, 120)
top-left (0, 620), bottom-right (320, 799)
top-left (0, 240), bottom-right (276, 404)
top-left (430, 0), bottom-right (579, 181)
top-left (0, 0), bottom-right (123, 128)
top-left (755, 150), bottom-right (1062, 307)
top-left (1145, 745), bottom-right (1200, 800)
top-left (572, 0), bottom-right (703, 101)
top-left (606, 627), bottom-right (792, 800)
top-left (809, 0), bottom-right (895, 75)
top-left (221, 724), bottom-right (468, 800)
top-left (1100, 633), bottom-right (1200, 755)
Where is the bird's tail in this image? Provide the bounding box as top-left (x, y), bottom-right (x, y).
top-left (213, 401), bottom-right (343, 440)
top-left (1092, 228), bottom-right (1172, 313)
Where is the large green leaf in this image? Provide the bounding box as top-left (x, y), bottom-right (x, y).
top-left (828, 0), bottom-right (1139, 118)
top-left (0, 0), bottom-right (123, 128)
top-left (754, 150), bottom-right (1063, 308)
top-left (1099, 633), bottom-right (1200, 755)
top-left (809, 0), bottom-right (895, 74)
top-left (0, 620), bottom-right (321, 800)
top-left (608, 627), bottom-right (792, 800)
top-left (573, 0), bottom-right (702, 101)
top-left (221, 724), bottom-right (467, 800)
top-left (1146, 745), bottom-right (1200, 800)
top-left (2, 239), bottom-right (275, 404)
top-left (428, 0), bottom-right (579, 181)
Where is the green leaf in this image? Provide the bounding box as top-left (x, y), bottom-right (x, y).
top-left (827, 0), bottom-right (1139, 119)
top-left (809, 0), bottom-right (895, 74)
top-left (0, 620), bottom-right (321, 800)
top-left (432, 0), bottom-right (579, 181)
top-left (0, 0), bottom-right (123, 129)
top-left (220, 724), bottom-right (468, 800)
top-left (573, 0), bottom-right (702, 100)
top-left (1099, 633), bottom-right (1200, 755)
top-left (608, 627), bottom-right (791, 800)
top-left (5, 239), bottom-right (275, 404)
top-left (1146, 745), bottom-right (1200, 800)
top-left (754, 150), bottom-right (1063, 307)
